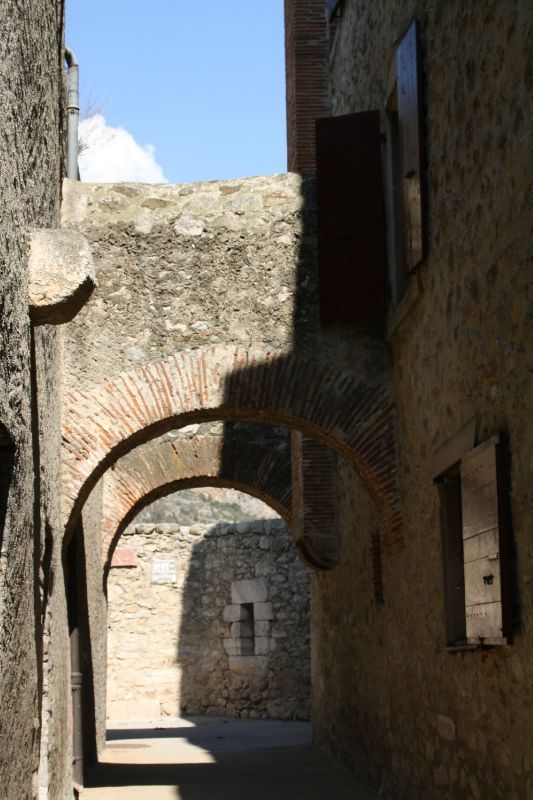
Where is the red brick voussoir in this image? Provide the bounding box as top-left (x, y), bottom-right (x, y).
top-left (102, 434), bottom-right (293, 568)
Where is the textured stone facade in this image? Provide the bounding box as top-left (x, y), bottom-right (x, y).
top-left (0, 3), bottom-right (530, 799)
top-left (0, 3), bottom-right (73, 799)
top-left (107, 521), bottom-right (310, 721)
top-left (60, 173), bottom-right (319, 390)
top-left (306, 2), bottom-right (533, 798)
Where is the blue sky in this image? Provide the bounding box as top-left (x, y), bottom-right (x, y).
top-left (66, 1), bottom-right (287, 183)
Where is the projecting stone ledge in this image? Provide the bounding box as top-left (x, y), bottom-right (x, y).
top-left (29, 228), bottom-right (95, 324)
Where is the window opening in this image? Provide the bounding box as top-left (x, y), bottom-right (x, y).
top-left (435, 435), bottom-right (512, 649)
top-left (240, 602), bottom-right (255, 655)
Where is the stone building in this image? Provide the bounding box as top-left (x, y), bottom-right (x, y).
top-left (285, 2), bottom-right (532, 798)
top-left (0, 1), bottom-right (531, 799)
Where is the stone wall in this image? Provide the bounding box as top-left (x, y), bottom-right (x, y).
top-left (60, 173), bottom-right (319, 393)
top-left (0, 2), bottom-right (71, 799)
top-left (107, 520), bottom-right (310, 721)
top-left (309, 2), bottom-right (533, 798)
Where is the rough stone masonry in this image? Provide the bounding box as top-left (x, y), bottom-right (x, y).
top-left (107, 520), bottom-right (310, 721)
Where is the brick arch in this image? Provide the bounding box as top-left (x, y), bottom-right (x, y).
top-left (105, 477), bottom-right (290, 575)
top-left (102, 434), bottom-right (292, 568)
top-left (63, 345), bottom-right (401, 546)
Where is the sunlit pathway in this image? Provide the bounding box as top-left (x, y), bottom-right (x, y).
top-left (83, 717), bottom-right (378, 800)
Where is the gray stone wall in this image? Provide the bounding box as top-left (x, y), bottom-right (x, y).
top-left (313, 2), bottom-right (532, 798)
top-left (60, 173), bottom-right (319, 393)
top-left (34, 329), bottom-right (71, 800)
top-left (107, 521), bottom-right (310, 721)
top-left (0, 2), bottom-right (70, 799)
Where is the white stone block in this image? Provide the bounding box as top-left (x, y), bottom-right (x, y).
top-left (254, 601), bottom-right (274, 620)
top-left (222, 638), bottom-right (241, 656)
top-left (231, 578), bottom-right (268, 604)
top-left (254, 637), bottom-right (272, 655)
top-left (254, 621), bottom-right (271, 637)
top-left (230, 621), bottom-right (254, 638)
top-left (223, 604), bottom-right (246, 622)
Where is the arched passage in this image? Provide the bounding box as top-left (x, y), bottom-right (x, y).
top-left (62, 345), bottom-right (401, 549)
top-left (102, 433), bottom-right (292, 568)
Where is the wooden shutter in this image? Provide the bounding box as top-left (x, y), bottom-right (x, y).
top-left (461, 436), bottom-right (512, 645)
top-left (316, 111), bottom-right (386, 324)
top-left (396, 19), bottom-right (425, 273)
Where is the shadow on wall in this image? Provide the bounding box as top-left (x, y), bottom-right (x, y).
top-left (219, 176), bottom-right (393, 574)
top-left (0, 422), bottom-right (15, 556)
top-left (105, 517), bottom-right (311, 722)
top-left (177, 520), bottom-right (310, 720)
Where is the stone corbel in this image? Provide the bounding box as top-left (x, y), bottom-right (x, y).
top-left (28, 229), bottom-right (95, 324)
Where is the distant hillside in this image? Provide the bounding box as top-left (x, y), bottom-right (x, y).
top-left (134, 486), bottom-right (278, 526)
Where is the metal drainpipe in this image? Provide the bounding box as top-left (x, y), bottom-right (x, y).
top-left (64, 47), bottom-right (79, 180)
top-left (70, 626), bottom-right (84, 790)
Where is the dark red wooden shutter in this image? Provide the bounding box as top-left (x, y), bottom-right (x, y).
top-left (396, 19), bottom-right (425, 273)
top-left (461, 436), bottom-right (512, 644)
top-left (315, 111), bottom-right (386, 324)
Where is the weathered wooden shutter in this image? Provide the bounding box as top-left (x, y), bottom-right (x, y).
top-left (396, 19), bottom-right (425, 273)
top-left (461, 436), bottom-right (512, 644)
top-left (316, 111), bottom-right (386, 324)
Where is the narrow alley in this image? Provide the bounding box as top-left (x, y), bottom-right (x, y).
top-left (0, 3), bottom-right (531, 800)
top-left (83, 717), bottom-right (377, 800)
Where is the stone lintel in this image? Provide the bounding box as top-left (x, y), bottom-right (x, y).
top-left (231, 578), bottom-right (268, 605)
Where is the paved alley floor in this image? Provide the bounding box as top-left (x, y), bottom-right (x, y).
top-left (83, 716), bottom-right (378, 799)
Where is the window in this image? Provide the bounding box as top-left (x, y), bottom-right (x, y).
top-left (435, 433), bottom-right (513, 649)
top-left (223, 579), bottom-right (273, 659)
top-left (238, 603), bottom-right (255, 656)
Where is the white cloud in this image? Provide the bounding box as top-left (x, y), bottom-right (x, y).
top-left (78, 114), bottom-right (167, 183)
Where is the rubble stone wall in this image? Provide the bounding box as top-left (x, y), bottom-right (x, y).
top-left (60, 173), bottom-right (320, 393)
top-left (107, 520), bottom-right (310, 721)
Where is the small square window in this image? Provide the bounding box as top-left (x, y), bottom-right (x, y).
top-left (239, 603), bottom-right (255, 655)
